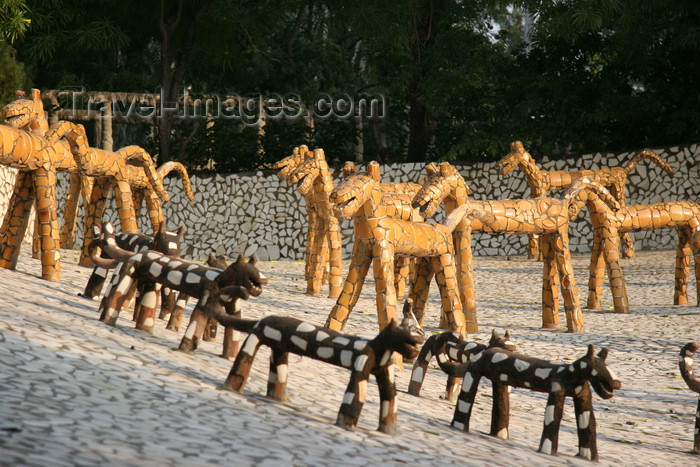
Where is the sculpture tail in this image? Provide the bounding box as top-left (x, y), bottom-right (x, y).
top-left (157, 161), bottom-right (195, 201)
top-left (204, 286), bottom-right (255, 332)
top-left (624, 149), bottom-right (673, 175)
top-left (442, 203), bottom-right (481, 232)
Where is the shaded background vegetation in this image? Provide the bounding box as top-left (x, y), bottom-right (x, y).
top-left (1, 0), bottom-right (698, 173)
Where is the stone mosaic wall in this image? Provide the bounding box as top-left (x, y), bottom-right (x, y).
top-left (1, 143), bottom-right (698, 261)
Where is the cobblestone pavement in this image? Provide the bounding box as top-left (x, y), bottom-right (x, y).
top-left (0, 246), bottom-right (698, 466)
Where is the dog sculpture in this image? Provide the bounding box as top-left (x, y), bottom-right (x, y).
top-left (407, 329), bottom-right (515, 401)
top-left (91, 222), bottom-right (266, 357)
top-left (495, 140), bottom-right (673, 259)
top-left (451, 344), bottom-right (621, 461)
top-left (679, 342), bottom-right (700, 454)
top-left (206, 285), bottom-right (425, 434)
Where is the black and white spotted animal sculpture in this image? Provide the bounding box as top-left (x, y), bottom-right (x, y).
top-left (205, 285), bottom-right (425, 434)
top-left (91, 222), bottom-right (267, 358)
top-left (679, 342), bottom-right (700, 454)
top-left (82, 225), bottom-right (184, 319)
top-left (407, 329), bottom-right (515, 402)
top-left (451, 344), bottom-right (621, 461)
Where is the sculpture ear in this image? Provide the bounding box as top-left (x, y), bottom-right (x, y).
top-left (491, 329), bottom-right (499, 339)
top-left (248, 255), bottom-right (258, 265)
top-left (176, 226), bottom-right (185, 237)
top-left (586, 344), bottom-right (596, 359)
top-left (343, 161), bottom-right (356, 178)
top-left (367, 161), bottom-right (381, 181)
top-left (314, 148), bottom-right (325, 161)
top-left (208, 252), bottom-right (216, 262)
top-left (425, 162), bottom-right (437, 175)
top-left (511, 140), bottom-right (524, 152)
top-left (31, 88), bottom-right (41, 101)
top-left (597, 348), bottom-right (608, 361)
top-left (504, 330), bottom-right (511, 340)
top-left (439, 162), bottom-right (451, 177)
top-left (235, 254), bottom-right (245, 264)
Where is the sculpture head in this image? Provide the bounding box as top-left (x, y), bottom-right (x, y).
top-left (412, 162), bottom-right (468, 218)
top-left (288, 148), bottom-right (328, 196)
top-left (488, 329), bottom-right (516, 352)
top-left (153, 224), bottom-right (185, 257)
top-left (329, 161), bottom-right (382, 219)
top-left (206, 251), bottom-right (228, 269)
top-left (216, 254), bottom-right (268, 297)
top-left (495, 141), bottom-right (531, 176)
top-left (2, 89), bottom-right (48, 133)
top-left (273, 144), bottom-right (309, 181)
top-left (373, 318), bottom-right (425, 361)
top-left (578, 344), bottom-right (621, 399)
top-left (564, 177), bottom-right (621, 220)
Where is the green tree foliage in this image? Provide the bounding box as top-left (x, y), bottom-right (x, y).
top-left (0, 0), bottom-right (30, 43)
top-left (0, 41), bottom-right (29, 106)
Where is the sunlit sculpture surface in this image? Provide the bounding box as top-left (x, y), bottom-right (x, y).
top-left (495, 141), bottom-right (673, 259)
top-left (207, 285), bottom-right (424, 435)
top-left (413, 162), bottom-right (603, 332)
top-left (324, 161), bottom-right (472, 336)
top-left (451, 344), bottom-right (621, 461)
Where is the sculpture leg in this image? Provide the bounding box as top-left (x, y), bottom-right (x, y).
top-left (538, 389), bottom-right (566, 456)
top-left (327, 215), bottom-right (343, 298)
top-left (306, 208), bottom-right (325, 296)
top-left (393, 257), bottom-right (410, 303)
top-left (451, 368), bottom-right (480, 431)
top-left (113, 179), bottom-right (138, 234)
top-left (336, 370), bottom-right (369, 431)
top-left (98, 263), bottom-right (123, 319)
top-left (34, 167), bottom-right (61, 281)
top-left (553, 229), bottom-right (584, 333)
top-left (674, 228), bottom-right (691, 305)
top-left (159, 286), bottom-right (177, 318)
top-left (611, 184), bottom-right (635, 259)
top-left (454, 228), bottom-right (476, 323)
top-left (693, 398), bottom-right (700, 454)
top-left (603, 229), bottom-right (629, 313)
top-left (221, 300), bottom-right (241, 360)
top-left (372, 241), bottom-right (398, 331)
top-left (490, 383), bottom-right (510, 439)
top-left (407, 334), bottom-right (438, 396)
top-left (374, 366), bottom-right (398, 434)
top-left (586, 226), bottom-right (605, 310)
top-left (304, 205), bottom-right (317, 281)
top-left (134, 282), bottom-right (161, 332)
top-left (82, 265), bottom-right (109, 300)
top-left (540, 234), bottom-right (559, 329)
top-left (143, 191), bottom-right (163, 233)
top-left (527, 233), bottom-right (540, 260)
top-left (325, 241), bottom-right (372, 331)
top-left (100, 268), bottom-right (136, 325)
top-left (60, 172), bottom-right (82, 248)
top-left (179, 304), bottom-right (209, 352)
top-left (221, 334), bottom-right (261, 392)
top-left (166, 293), bottom-right (189, 332)
top-left (573, 383), bottom-right (599, 461)
top-left (81, 178), bottom-right (112, 266)
top-left (0, 171), bottom-right (35, 271)
top-left (266, 349), bottom-right (289, 401)
top-left (408, 258), bottom-right (434, 326)
top-left (432, 255), bottom-right (469, 335)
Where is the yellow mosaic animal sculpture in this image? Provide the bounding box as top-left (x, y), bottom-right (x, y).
top-left (324, 161), bottom-right (470, 336)
top-left (496, 141), bottom-right (673, 259)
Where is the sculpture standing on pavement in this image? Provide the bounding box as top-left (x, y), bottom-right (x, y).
top-left (286, 148), bottom-right (343, 298)
top-left (495, 141), bottom-right (673, 259)
top-left (679, 342), bottom-right (700, 454)
top-left (0, 89), bottom-right (167, 278)
top-left (324, 161), bottom-right (471, 336)
top-left (451, 344), bottom-right (621, 462)
top-left (407, 329), bottom-right (515, 401)
top-left (206, 285), bottom-right (424, 435)
top-left (91, 222), bottom-right (267, 358)
top-left (413, 163), bottom-right (605, 333)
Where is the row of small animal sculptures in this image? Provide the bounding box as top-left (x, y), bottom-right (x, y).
top-left (83, 219), bottom-right (698, 461)
top-left (0, 89), bottom-right (195, 281)
top-left (274, 143), bottom-right (700, 337)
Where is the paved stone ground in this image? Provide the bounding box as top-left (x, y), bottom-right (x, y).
top-left (0, 246), bottom-right (698, 466)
